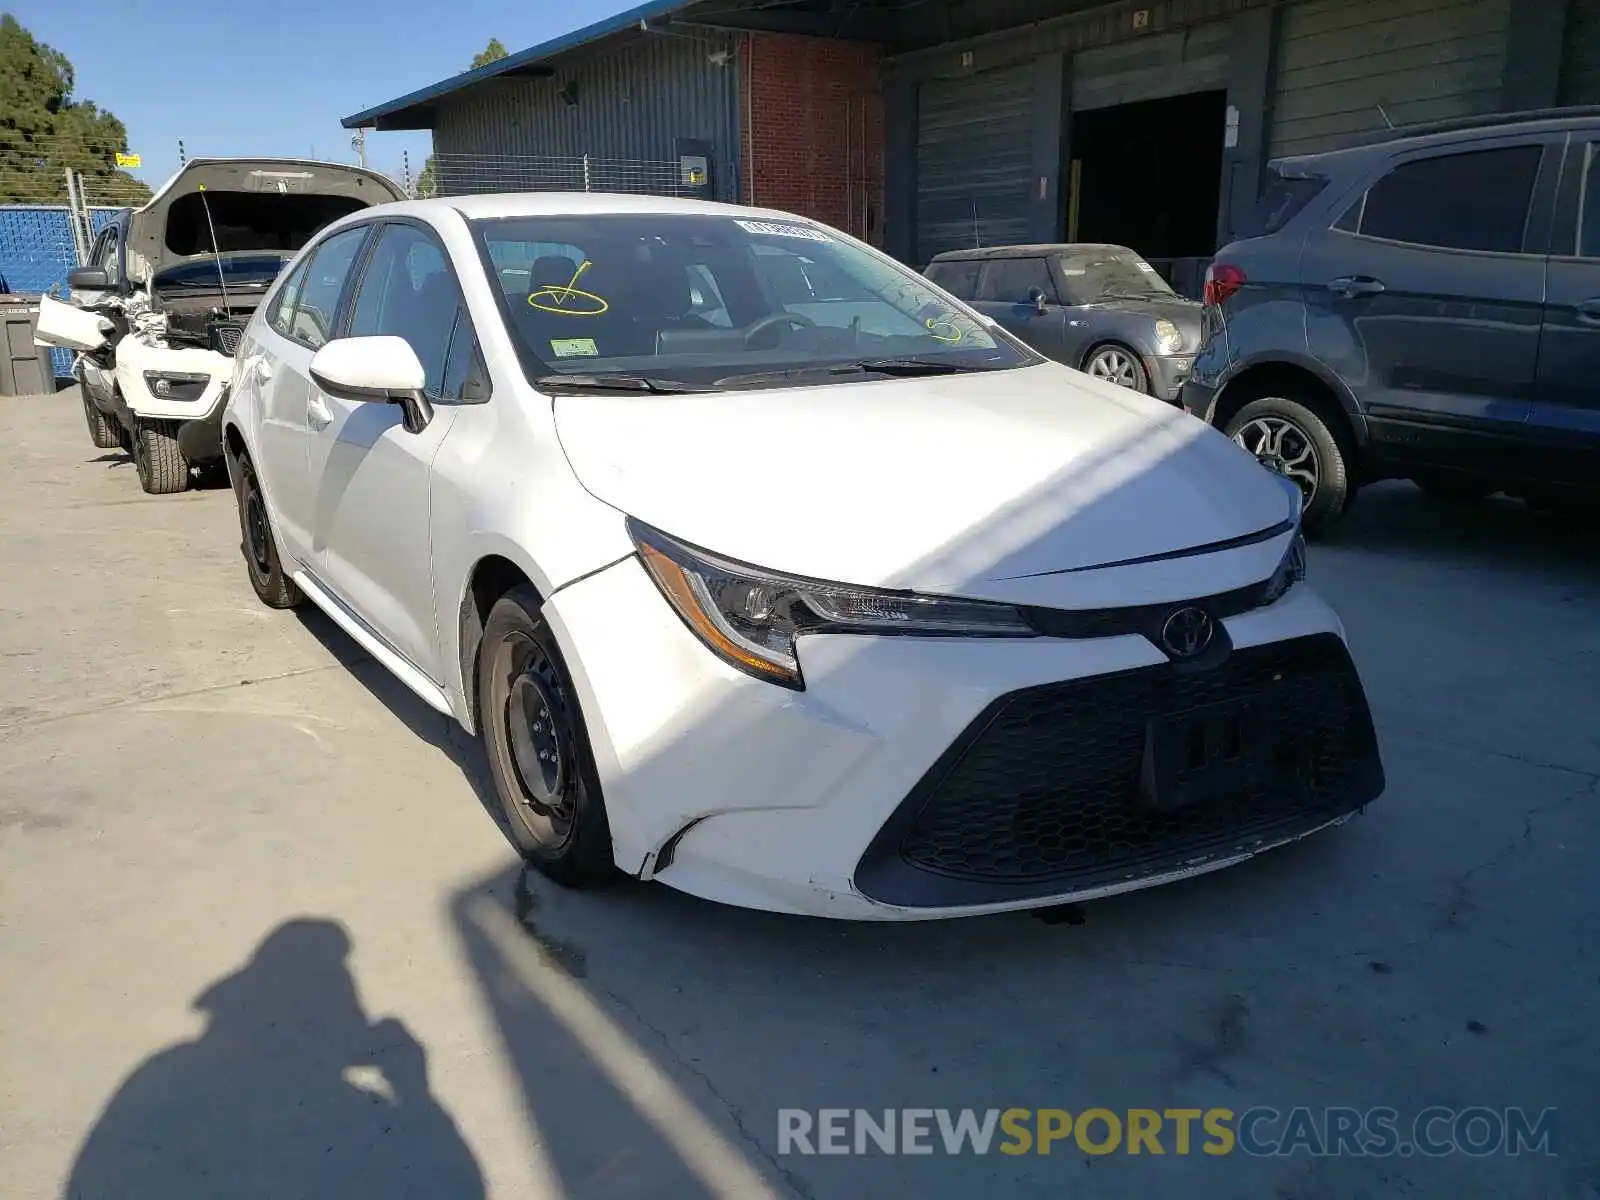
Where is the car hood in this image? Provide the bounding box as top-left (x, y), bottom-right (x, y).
top-left (1087, 295), bottom-right (1204, 340)
top-left (126, 158), bottom-right (405, 283)
top-left (552, 362), bottom-right (1295, 606)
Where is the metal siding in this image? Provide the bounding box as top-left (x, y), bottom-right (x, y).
top-left (914, 64), bottom-right (1036, 263)
top-left (1070, 20), bottom-right (1232, 111)
top-left (1562, 0), bottom-right (1600, 105)
top-left (430, 34), bottom-right (740, 198)
top-left (1269, 0), bottom-right (1513, 158)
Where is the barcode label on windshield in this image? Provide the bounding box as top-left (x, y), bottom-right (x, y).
top-left (734, 219), bottom-right (831, 242)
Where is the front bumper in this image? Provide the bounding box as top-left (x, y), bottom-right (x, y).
top-left (543, 556), bottom-right (1382, 920)
top-left (1146, 353), bottom-right (1197, 403)
top-left (176, 383), bottom-right (229, 463)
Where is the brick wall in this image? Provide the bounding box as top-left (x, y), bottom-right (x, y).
top-left (739, 32), bottom-right (885, 246)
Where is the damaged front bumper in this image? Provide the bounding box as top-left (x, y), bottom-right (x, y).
top-left (176, 382), bottom-right (229, 463)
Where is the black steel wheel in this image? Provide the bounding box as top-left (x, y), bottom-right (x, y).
top-left (478, 585), bottom-right (614, 885)
top-left (233, 451), bottom-right (302, 609)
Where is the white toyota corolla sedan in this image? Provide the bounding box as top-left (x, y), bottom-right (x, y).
top-left (221, 193), bottom-right (1384, 920)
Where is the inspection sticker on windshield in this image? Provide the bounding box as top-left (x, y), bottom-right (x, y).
top-left (550, 337), bottom-right (599, 358)
top-left (734, 219), bottom-right (831, 242)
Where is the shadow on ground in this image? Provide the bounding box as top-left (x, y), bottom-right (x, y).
top-left (64, 919), bottom-right (484, 1200)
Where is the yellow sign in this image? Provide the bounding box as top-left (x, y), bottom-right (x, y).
top-left (115, 152), bottom-right (141, 169)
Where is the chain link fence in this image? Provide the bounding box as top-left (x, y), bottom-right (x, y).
top-left (418, 153), bottom-right (710, 200)
top-left (0, 205), bottom-right (125, 379)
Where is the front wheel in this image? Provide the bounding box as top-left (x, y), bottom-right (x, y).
top-left (131, 418), bottom-right (189, 494)
top-left (1225, 395), bottom-right (1352, 536)
top-left (81, 393), bottom-right (121, 449)
top-left (478, 586), bottom-right (614, 887)
top-left (1083, 345), bottom-right (1149, 393)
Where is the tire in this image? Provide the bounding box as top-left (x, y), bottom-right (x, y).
top-left (1224, 394), bottom-right (1353, 536)
top-left (131, 418), bottom-right (189, 494)
top-left (1083, 344), bottom-right (1149, 393)
top-left (1415, 476), bottom-right (1493, 504)
top-left (477, 585), bottom-right (614, 887)
top-left (233, 451), bottom-right (302, 609)
top-left (81, 393), bottom-right (121, 449)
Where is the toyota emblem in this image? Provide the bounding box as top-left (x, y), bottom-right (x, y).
top-left (1161, 606), bottom-right (1214, 659)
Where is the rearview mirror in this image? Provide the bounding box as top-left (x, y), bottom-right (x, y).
top-left (1027, 286), bottom-right (1048, 315)
top-left (309, 336), bottom-right (432, 433)
top-left (68, 266), bottom-right (111, 292)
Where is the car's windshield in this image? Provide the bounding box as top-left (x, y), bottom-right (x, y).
top-left (470, 214), bottom-right (1034, 389)
top-left (151, 254), bottom-right (289, 291)
top-left (1054, 248), bottom-right (1176, 305)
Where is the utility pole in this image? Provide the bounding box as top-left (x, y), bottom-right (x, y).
top-left (403, 149), bottom-right (412, 197)
top-left (177, 138), bottom-right (186, 167)
top-left (352, 127), bottom-right (367, 168)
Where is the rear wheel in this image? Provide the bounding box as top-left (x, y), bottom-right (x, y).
top-left (477, 586), bottom-right (614, 887)
top-left (1225, 394), bottom-right (1353, 536)
top-left (81, 393), bottom-right (121, 449)
top-left (131, 418), bottom-right (189, 494)
top-left (233, 451), bottom-right (302, 609)
top-left (1083, 344), bottom-right (1149, 393)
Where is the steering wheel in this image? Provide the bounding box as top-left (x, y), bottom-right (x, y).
top-left (742, 311), bottom-right (816, 346)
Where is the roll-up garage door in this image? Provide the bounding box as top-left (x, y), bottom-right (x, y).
top-left (1269, 0), bottom-right (1512, 159)
top-left (1561, 0), bottom-right (1600, 105)
top-left (915, 64), bottom-right (1034, 264)
top-left (1070, 21), bottom-right (1231, 112)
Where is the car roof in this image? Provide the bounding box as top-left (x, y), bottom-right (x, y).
top-left (929, 243), bottom-right (1133, 261)
top-left (1271, 106), bottom-right (1600, 175)
top-left (406, 191), bottom-right (807, 222)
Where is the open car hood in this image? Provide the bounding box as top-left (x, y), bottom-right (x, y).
top-left (126, 159), bottom-right (405, 283)
top-left (554, 362), bottom-right (1298, 609)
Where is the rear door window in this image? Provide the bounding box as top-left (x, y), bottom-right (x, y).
top-left (1574, 142), bottom-right (1600, 258)
top-left (289, 225), bottom-right (370, 349)
top-left (1343, 146), bottom-right (1542, 254)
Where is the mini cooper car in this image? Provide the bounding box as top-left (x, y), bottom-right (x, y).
top-left (34, 158), bottom-right (405, 493)
top-left (220, 193), bottom-right (1384, 920)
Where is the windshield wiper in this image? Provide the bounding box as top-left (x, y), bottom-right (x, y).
top-left (534, 373), bottom-right (708, 395)
top-left (713, 357), bottom-right (985, 388)
top-left (1100, 289), bottom-right (1164, 302)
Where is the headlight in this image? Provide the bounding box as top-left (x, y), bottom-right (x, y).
top-left (1153, 319), bottom-right (1184, 355)
top-left (143, 371), bottom-right (211, 401)
top-left (1259, 532), bottom-right (1307, 605)
top-left (629, 519), bottom-right (1036, 689)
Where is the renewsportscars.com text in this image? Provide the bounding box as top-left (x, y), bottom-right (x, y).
top-left (777, 1106), bottom-right (1558, 1158)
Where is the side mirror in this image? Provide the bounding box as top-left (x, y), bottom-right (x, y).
top-left (309, 335), bottom-right (432, 433)
top-left (68, 266), bottom-right (111, 292)
top-left (1027, 286), bottom-right (1049, 315)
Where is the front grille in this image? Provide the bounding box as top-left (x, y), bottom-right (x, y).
top-left (209, 322), bottom-right (245, 356)
top-left (854, 634), bottom-right (1382, 907)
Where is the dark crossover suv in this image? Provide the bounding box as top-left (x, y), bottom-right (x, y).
top-left (1183, 108), bottom-right (1600, 534)
top-left (926, 244), bottom-right (1203, 402)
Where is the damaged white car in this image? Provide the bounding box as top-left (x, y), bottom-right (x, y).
top-left (36, 158), bottom-right (405, 493)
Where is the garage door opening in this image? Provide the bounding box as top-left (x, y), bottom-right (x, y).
top-left (1066, 89), bottom-right (1227, 293)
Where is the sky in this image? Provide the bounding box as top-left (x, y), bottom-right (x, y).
top-left (11, 0), bottom-right (633, 191)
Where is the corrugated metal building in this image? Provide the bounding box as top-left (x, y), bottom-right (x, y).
top-left (344, 0), bottom-right (1593, 282)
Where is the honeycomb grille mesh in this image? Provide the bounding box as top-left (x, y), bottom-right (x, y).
top-left (895, 635), bottom-right (1374, 886)
top-left (209, 323), bottom-right (245, 356)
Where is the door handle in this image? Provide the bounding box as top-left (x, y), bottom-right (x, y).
top-left (307, 394), bottom-right (332, 430)
top-left (1576, 299), bottom-right (1600, 325)
top-left (1328, 276), bottom-right (1386, 298)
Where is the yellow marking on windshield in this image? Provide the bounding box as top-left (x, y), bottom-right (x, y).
top-left (925, 317), bottom-right (963, 343)
top-left (528, 259), bottom-right (609, 316)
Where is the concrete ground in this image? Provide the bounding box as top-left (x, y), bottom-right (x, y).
top-left (2, 388), bottom-right (1596, 1200)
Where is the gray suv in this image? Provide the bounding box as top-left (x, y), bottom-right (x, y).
top-left (1183, 108), bottom-right (1600, 534)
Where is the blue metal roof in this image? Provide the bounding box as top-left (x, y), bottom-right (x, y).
top-left (341, 0), bottom-right (695, 129)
